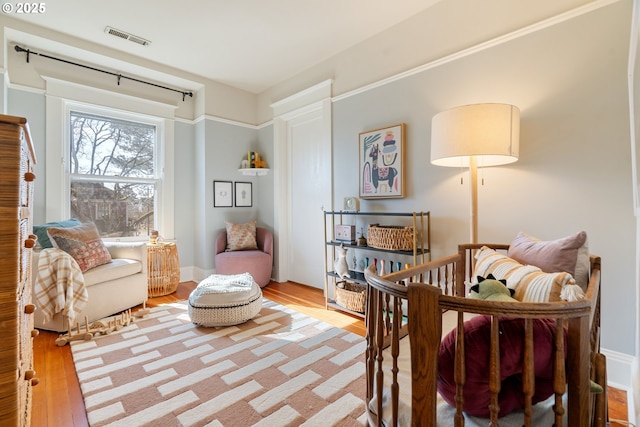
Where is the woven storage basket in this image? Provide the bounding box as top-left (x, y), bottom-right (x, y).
top-left (334, 281), bottom-right (366, 313)
top-left (367, 224), bottom-right (415, 251)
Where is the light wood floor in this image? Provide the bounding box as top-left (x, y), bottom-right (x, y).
top-left (32, 281), bottom-right (629, 427)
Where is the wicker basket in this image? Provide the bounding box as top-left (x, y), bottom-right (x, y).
top-left (367, 224), bottom-right (415, 251)
top-left (334, 281), bottom-right (367, 313)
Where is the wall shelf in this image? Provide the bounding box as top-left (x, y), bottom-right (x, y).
top-left (239, 168), bottom-right (270, 176)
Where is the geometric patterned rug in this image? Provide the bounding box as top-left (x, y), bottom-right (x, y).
top-left (70, 299), bottom-right (367, 427)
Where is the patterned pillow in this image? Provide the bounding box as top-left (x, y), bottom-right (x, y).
top-left (47, 222), bottom-right (112, 272)
top-left (473, 246), bottom-right (584, 302)
top-left (225, 221), bottom-right (258, 251)
top-left (508, 231), bottom-right (590, 290)
top-left (33, 218), bottom-right (82, 249)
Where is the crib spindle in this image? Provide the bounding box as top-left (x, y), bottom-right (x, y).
top-left (522, 318), bottom-right (535, 427)
top-left (488, 315), bottom-right (501, 426)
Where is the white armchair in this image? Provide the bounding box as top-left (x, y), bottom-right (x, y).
top-left (32, 241), bottom-right (149, 332)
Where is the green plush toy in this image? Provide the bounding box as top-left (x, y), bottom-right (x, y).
top-left (468, 274), bottom-right (517, 302)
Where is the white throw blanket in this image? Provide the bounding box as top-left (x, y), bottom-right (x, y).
top-left (33, 248), bottom-right (88, 324)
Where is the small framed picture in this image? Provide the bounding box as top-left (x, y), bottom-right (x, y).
top-left (235, 181), bottom-right (252, 207)
top-left (213, 180), bottom-right (233, 207)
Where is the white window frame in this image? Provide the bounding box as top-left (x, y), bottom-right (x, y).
top-left (44, 77), bottom-right (175, 240)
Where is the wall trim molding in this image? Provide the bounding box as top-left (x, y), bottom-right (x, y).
top-left (332, 0), bottom-right (623, 104)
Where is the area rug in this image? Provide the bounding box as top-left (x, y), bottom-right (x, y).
top-left (70, 299), bottom-right (367, 427)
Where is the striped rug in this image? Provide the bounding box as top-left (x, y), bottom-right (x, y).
top-left (70, 299), bottom-right (367, 427)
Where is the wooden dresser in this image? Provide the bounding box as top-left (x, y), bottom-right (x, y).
top-left (0, 114), bottom-right (38, 426)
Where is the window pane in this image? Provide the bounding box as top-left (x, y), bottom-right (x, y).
top-left (70, 111), bottom-right (155, 178)
top-left (71, 181), bottom-right (155, 238)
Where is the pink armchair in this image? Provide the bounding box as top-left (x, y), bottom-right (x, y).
top-left (214, 227), bottom-right (273, 287)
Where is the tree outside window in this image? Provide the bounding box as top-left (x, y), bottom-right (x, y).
top-left (69, 111), bottom-right (159, 237)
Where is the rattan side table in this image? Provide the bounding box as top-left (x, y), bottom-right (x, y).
top-left (147, 242), bottom-right (180, 297)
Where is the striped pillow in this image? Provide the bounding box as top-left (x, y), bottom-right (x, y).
top-left (473, 246), bottom-right (584, 302)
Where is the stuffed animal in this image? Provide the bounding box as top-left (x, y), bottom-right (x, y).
top-left (334, 243), bottom-right (350, 280)
top-left (468, 274), bottom-right (517, 302)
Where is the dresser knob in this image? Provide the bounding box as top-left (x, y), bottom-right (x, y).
top-left (24, 304), bottom-right (36, 314)
top-left (24, 238), bottom-right (36, 249)
top-left (24, 172), bottom-right (36, 182)
top-left (30, 378), bottom-right (40, 386)
top-left (31, 329), bottom-right (39, 338)
top-left (24, 370), bottom-right (36, 380)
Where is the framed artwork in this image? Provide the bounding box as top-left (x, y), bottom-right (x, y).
top-left (235, 181), bottom-right (252, 207)
top-left (359, 123), bottom-right (405, 199)
top-left (213, 180), bottom-right (233, 207)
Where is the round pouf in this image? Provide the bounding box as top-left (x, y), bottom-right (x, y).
top-left (188, 272), bottom-right (263, 327)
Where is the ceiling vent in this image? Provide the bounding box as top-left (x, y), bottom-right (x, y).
top-left (104, 26), bottom-right (151, 46)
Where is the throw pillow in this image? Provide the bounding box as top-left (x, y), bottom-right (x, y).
top-left (508, 231), bottom-right (590, 290)
top-left (473, 246), bottom-right (584, 302)
top-left (33, 218), bottom-right (82, 249)
top-left (47, 222), bottom-right (112, 272)
top-left (225, 221), bottom-right (258, 251)
top-left (438, 315), bottom-right (564, 418)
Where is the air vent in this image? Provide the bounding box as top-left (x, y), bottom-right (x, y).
top-left (104, 26), bottom-right (151, 46)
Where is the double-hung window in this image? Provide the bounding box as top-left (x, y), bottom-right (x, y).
top-left (68, 109), bottom-right (161, 238)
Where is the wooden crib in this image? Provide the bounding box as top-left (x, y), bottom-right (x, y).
top-left (364, 243), bottom-right (606, 427)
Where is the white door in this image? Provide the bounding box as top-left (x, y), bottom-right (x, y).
top-left (287, 109), bottom-right (331, 288)
top-left (272, 82), bottom-right (332, 289)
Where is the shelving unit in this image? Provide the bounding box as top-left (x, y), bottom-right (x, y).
top-left (323, 210), bottom-right (430, 317)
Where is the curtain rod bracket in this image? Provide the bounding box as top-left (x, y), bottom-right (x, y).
top-left (14, 44), bottom-right (193, 101)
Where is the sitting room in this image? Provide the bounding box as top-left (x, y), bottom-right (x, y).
top-left (0, 0), bottom-right (638, 425)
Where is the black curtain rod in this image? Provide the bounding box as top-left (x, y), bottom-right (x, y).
top-left (14, 44), bottom-right (194, 101)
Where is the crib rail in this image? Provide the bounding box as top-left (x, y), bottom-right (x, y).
top-left (364, 243), bottom-right (606, 427)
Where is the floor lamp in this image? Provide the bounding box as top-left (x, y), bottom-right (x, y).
top-left (430, 103), bottom-right (520, 243)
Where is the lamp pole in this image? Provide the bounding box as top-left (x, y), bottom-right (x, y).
top-left (469, 156), bottom-right (478, 244)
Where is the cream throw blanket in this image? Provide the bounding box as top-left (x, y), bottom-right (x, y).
top-left (33, 248), bottom-right (88, 324)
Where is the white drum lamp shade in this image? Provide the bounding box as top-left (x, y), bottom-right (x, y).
top-left (430, 103), bottom-right (520, 242)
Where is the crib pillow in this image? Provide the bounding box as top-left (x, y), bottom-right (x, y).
top-left (437, 315), bottom-right (564, 418)
top-left (473, 246), bottom-right (585, 302)
top-left (508, 231), bottom-right (590, 290)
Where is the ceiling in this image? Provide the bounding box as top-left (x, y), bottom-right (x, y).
top-left (4, 0), bottom-right (441, 94)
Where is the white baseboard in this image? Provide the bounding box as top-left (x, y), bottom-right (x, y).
top-left (603, 347), bottom-right (635, 389)
top-left (602, 347), bottom-right (637, 425)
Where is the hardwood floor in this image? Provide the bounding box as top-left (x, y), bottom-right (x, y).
top-left (32, 281), bottom-right (629, 427)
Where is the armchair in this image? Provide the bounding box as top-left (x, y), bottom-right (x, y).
top-left (215, 227), bottom-right (273, 287)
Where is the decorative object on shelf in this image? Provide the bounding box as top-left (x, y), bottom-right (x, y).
top-left (431, 103), bottom-right (520, 243)
top-left (333, 243), bottom-right (350, 279)
top-left (357, 228), bottom-right (367, 246)
top-left (213, 180), bottom-right (233, 207)
top-left (343, 196), bottom-right (360, 212)
top-left (367, 223), bottom-right (415, 251)
top-left (335, 224), bottom-right (356, 243)
top-left (334, 281), bottom-right (366, 313)
top-left (234, 181), bottom-right (252, 207)
top-left (359, 123), bottom-right (405, 199)
top-left (149, 229), bottom-right (159, 244)
top-left (246, 151), bottom-right (268, 169)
